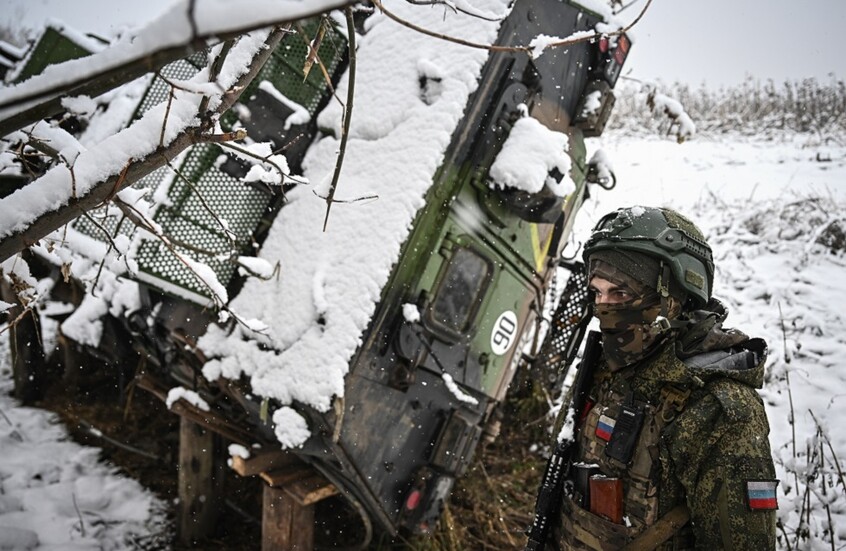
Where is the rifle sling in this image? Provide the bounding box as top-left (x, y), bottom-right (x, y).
top-left (620, 504), bottom-right (691, 551)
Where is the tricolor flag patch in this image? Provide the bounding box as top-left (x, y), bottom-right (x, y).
top-left (596, 414), bottom-right (616, 442)
top-left (746, 480), bottom-right (779, 510)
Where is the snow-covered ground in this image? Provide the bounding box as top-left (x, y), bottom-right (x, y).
top-left (2, 130), bottom-right (844, 549)
top-left (0, 343), bottom-right (167, 550)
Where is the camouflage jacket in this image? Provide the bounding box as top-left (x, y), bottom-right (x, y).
top-left (558, 303), bottom-right (777, 550)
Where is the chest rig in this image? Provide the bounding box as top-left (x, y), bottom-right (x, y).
top-left (558, 364), bottom-right (694, 551)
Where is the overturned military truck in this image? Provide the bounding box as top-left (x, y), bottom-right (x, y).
top-left (1, 0), bottom-right (630, 546)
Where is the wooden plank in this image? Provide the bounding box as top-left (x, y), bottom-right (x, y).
top-left (135, 373), bottom-right (254, 445)
top-left (177, 417), bottom-right (224, 544)
top-left (231, 451), bottom-right (299, 477)
top-left (263, 484), bottom-right (314, 551)
top-left (284, 475), bottom-right (338, 506)
top-left (259, 466), bottom-right (307, 489)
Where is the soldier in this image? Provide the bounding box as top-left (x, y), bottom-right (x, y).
top-left (549, 206), bottom-right (777, 550)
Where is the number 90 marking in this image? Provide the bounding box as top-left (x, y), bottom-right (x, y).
top-left (490, 311), bottom-right (518, 356)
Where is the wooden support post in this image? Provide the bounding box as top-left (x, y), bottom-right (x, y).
top-left (262, 484), bottom-right (314, 551)
top-left (0, 278), bottom-right (46, 404)
top-left (177, 416), bottom-right (224, 544)
top-left (258, 465), bottom-right (338, 551)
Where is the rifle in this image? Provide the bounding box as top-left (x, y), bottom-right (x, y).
top-left (525, 330), bottom-right (603, 551)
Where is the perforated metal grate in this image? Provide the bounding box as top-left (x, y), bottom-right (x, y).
top-left (72, 20), bottom-right (347, 303)
top-left (534, 264), bottom-right (589, 376)
top-left (134, 53), bottom-right (206, 119)
top-left (221, 19), bottom-right (345, 129)
top-left (134, 143), bottom-right (270, 301)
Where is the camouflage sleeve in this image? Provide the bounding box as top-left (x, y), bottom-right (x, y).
top-left (664, 379), bottom-right (777, 550)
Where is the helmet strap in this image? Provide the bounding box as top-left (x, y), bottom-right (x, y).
top-left (657, 261), bottom-right (672, 318)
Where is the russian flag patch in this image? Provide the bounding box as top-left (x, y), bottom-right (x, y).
top-left (746, 480), bottom-right (778, 510)
top-left (596, 414), bottom-right (616, 442)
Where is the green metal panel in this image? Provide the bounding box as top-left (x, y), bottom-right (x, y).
top-left (71, 20), bottom-right (347, 303)
top-left (14, 27), bottom-right (93, 82)
top-left (134, 143), bottom-right (271, 302)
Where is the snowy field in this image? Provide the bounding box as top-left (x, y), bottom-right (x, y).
top-left (2, 130), bottom-right (845, 548)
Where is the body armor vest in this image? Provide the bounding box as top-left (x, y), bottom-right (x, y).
top-left (558, 365), bottom-right (695, 550)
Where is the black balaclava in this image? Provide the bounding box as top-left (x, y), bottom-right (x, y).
top-left (588, 251), bottom-right (686, 370)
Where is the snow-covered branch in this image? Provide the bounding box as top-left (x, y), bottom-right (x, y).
top-left (0, 27), bottom-right (289, 264)
top-left (0, 0), bottom-right (356, 135)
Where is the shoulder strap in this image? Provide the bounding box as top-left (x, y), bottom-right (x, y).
top-left (621, 504), bottom-right (691, 551)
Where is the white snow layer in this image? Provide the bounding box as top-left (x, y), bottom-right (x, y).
top-left (489, 115), bottom-right (574, 197)
top-left (166, 386), bottom-right (211, 412)
top-left (0, 347), bottom-right (167, 549)
top-left (199, 0), bottom-right (510, 421)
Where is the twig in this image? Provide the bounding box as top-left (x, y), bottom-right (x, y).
top-left (313, 190), bottom-right (378, 204)
top-left (217, 140), bottom-right (307, 187)
top-left (77, 419), bottom-right (161, 461)
top-left (159, 85), bottom-right (176, 148)
top-left (372, 0), bottom-right (527, 54)
top-left (298, 18), bottom-right (327, 82)
top-left (197, 39), bottom-right (234, 127)
top-left (113, 196), bottom-right (267, 335)
top-left (808, 409), bottom-right (846, 492)
top-left (405, 0), bottom-right (502, 22)
top-left (72, 493), bottom-right (86, 537)
top-left (374, 0), bottom-right (652, 55)
top-left (167, 160), bottom-right (237, 247)
top-left (112, 197), bottom-right (226, 306)
top-left (323, 7), bottom-right (357, 231)
top-left (294, 21), bottom-right (344, 109)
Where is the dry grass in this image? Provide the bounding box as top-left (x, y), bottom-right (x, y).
top-left (377, 372), bottom-right (551, 550)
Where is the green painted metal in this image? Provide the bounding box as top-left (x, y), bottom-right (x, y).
top-left (14, 27), bottom-right (95, 82)
top-left (72, 19), bottom-right (347, 303)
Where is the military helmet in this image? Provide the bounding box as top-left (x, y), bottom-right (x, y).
top-left (583, 206), bottom-right (714, 308)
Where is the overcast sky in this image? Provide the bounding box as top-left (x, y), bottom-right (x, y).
top-left (0, 0), bottom-right (843, 88)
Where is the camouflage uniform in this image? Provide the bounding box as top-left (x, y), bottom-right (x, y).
top-left (557, 302), bottom-right (777, 550)
top-left (551, 206), bottom-right (777, 550)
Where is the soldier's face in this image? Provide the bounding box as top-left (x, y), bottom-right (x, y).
top-left (589, 276), bottom-right (638, 305)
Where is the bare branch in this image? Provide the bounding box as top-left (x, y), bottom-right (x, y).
top-left (323, 7), bottom-right (358, 231)
top-left (197, 40), bottom-right (234, 127)
top-left (217, 139), bottom-right (307, 186)
top-left (542, 0), bottom-right (652, 50)
top-left (373, 0), bottom-right (653, 55)
top-left (0, 1), bottom-right (356, 135)
top-left (299, 18), bottom-right (328, 82)
top-left (371, 0), bottom-right (528, 55)
top-left (0, 27), bottom-right (289, 264)
top-left (167, 160), bottom-right (238, 247)
top-left (404, 0), bottom-right (503, 22)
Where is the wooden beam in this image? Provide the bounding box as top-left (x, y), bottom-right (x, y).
top-left (285, 474), bottom-right (339, 507)
top-left (259, 466), bottom-right (338, 507)
top-left (135, 373), bottom-right (255, 446)
top-left (259, 466), bottom-right (305, 489)
top-left (230, 451), bottom-right (299, 477)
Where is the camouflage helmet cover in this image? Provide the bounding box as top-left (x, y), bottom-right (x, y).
top-left (583, 206), bottom-right (714, 307)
